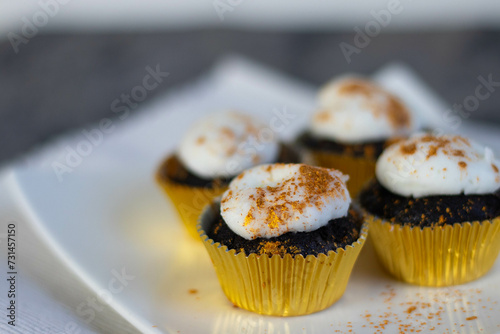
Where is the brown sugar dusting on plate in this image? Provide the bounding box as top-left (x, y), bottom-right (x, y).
top-left (358, 286), bottom-right (495, 333)
top-left (405, 306), bottom-right (417, 314)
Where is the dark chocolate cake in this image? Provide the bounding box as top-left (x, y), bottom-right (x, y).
top-left (297, 132), bottom-right (402, 160)
top-left (205, 205), bottom-right (361, 257)
top-left (157, 143), bottom-right (300, 188)
top-left (359, 180), bottom-right (500, 228)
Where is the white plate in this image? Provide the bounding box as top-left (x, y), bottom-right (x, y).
top-left (8, 58), bottom-right (500, 333)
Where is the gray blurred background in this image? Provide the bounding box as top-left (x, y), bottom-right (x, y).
top-left (1, 1), bottom-right (499, 164)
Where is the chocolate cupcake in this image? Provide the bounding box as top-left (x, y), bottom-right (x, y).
top-left (198, 163), bottom-right (368, 316)
top-left (156, 111), bottom-right (299, 239)
top-left (359, 134), bottom-right (500, 286)
top-left (298, 76), bottom-right (414, 196)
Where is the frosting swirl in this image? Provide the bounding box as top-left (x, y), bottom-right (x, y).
top-left (376, 134), bottom-right (500, 197)
top-left (310, 76), bottom-right (413, 143)
top-left (220, 163), bottom-right (351, 240)
top-left (177, 111), bottom-right (279, 178)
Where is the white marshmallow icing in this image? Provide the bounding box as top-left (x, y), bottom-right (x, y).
top-left (310, 76), bottom-right (413, 143)
top-left (376, 134), bottom-right (500, 198)
top-left (177, 111), bottom-right (280, 179)
top-left (220, 163), bottom-right (351, 240)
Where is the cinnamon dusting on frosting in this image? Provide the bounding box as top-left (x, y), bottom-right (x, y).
top-left (376, 134), bottom-right (500, 197)
top-left (400, 143), bottom-right (417, 155)
top-left (338, 81), bottom-right (374, 96)
top-left (315, 110), bottom-right (330, 122)
top-left (235, 165), bottom-right (345, 237)
top-left (386, 96), bottom-right (411, 129)
top-left (337, 79), bottom-right (411, 130)
top-left (384, 136), bottom-right (405, 148)
top-left (421, 135), bottom-right (450, 145)
top-left (177, 110), bottom-right (280, 178)
top-left (221, 164), bottom-right (351, 240)
top-left (453, 136), bottom-right (470, 146)
top-left (402, 135), bottom-right (471, 161)
top-left (220, 127), bottom-right (235, 139)
top-left (311, 77), bottom-right (413, 143)
top-left (427, 145), bottom-right (438, 159)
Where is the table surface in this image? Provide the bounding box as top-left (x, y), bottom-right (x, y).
top-left (1, 30), bottom-right (500, 164)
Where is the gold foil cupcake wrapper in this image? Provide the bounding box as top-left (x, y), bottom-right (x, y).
top-left (307, 151), bottom-right (376, 197)
top-left (365, 214), bottom-right (500, 286)
top-left (198, 205), bottom-right (368, 316)
top-left (156, 175), bottom-right (227, 239)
